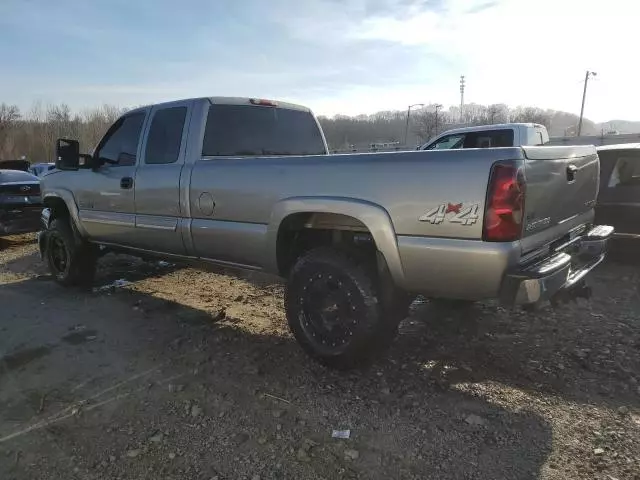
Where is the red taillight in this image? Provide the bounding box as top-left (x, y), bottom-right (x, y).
top-left (249, 98), bottom-right (277, 107)
top-left (482, 162), bottom-right (525, 242)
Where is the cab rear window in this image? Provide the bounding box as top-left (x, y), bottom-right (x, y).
top-left (463, 129), bottom-right (514, 148)
top-left (202, 105), bottom-right (326, 157)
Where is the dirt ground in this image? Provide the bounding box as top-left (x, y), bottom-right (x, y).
top-left (0, 233), bottom-right (638, 480)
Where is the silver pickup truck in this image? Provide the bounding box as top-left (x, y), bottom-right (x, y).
top-left (39, 96), bottom-right (613, 369)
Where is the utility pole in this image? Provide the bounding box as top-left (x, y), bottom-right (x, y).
top-left (577, 70), bottom-right (597, 136)
top-left (434, 104), bottom-right (443, 136)
top-left (404, 103), bottom-right (424, 146)
top-left (459, 75), bottom-right (465, 123)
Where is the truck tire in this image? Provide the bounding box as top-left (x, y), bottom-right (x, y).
top-left (46, 218), bottom-right (97, 287)
top-left (285, 247), bottom-right (404, 370)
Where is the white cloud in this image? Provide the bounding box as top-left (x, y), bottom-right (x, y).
top-left (314, 0), bottom-right (640, 121)
top-left (4, 0), bottom-right (638, 122)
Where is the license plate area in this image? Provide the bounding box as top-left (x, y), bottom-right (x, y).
top-left (1, 206), bottom-right (41, 220)
top-left (550, 224), bottom-right (588, 255)
top-left (2, 195), bottom-right (41, 204)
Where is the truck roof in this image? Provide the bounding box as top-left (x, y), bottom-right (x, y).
top-left (128, 96), bottom-right (312, 115)
top-left (438, 123), bottom-right (546, 136)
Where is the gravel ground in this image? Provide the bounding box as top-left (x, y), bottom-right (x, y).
top-left (0, 233), bottom-right (638, 480)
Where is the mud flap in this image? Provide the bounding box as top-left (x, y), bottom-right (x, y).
top-left (37, 230), bottom-right (48, 260)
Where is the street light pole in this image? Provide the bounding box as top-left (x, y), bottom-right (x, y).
top-left (577, 70), bottom-right (597, 136)
top-left (434, 104), bottom-right (443, 136)
top-left (404, 103), bottom-right (424, 146)
top-left (459, 75), bottom-right (465, 123)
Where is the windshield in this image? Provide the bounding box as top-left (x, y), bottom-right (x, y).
top-left (425, 133), bottom-right (465, 150)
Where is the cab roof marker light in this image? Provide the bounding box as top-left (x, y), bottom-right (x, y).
top-left (249, 98), bottom-right (277, 107)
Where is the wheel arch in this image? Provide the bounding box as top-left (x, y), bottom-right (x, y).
top-left (266, 196), bottom-right (406, 287)
top-left (42, 190), bottom-right (87, 236)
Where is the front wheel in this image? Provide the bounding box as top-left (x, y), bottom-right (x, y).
top-left (46, 218), bottom-right (98, 287)
top-left (285, 248), bottom-right (405, 370)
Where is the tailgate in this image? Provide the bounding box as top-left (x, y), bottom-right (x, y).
top-left (520, 145), bottom-right (599, 246)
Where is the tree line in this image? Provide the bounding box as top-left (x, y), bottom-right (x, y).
top-left (0, 101), bottom-right (597, 161)
top-left (318, 103), bottom-right (597, 151)
top-left (0, 102), bottom-right (124, 162)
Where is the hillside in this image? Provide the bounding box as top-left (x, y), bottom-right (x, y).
top-left (595, 120), bottom-right (640, 134)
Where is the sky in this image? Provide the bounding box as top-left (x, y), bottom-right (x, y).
top-left (0, 0), bottom-right (637, 122)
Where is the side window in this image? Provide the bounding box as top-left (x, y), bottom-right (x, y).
top-left (201, 104), bottom-right (326, 157)
top-left (476, 136), bottom-right (493, 148)
top-left (144, 106), bottom-right (187, 165)
top-left (608, 156), bottom-right (640, 187)
top-left (528, 129), bottom-right (546, 146)
top-left (426, 134), bottom-right (465, 150)
top-left (95, 112), bottom-right (145, 167)
top-left (464, 130), bottom-right (514, 148)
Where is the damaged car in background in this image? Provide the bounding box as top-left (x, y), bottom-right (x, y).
top-left (0, 167), bottom-right (42, 236)
top-left (595, 143), bottom-right (640, 256)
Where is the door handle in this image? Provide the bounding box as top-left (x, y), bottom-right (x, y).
top-left (120, 177), bottom-right (134, 189)
top-left (566, 164), bottom-right (577, 182)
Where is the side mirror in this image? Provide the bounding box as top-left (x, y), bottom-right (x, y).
top-left (55, 139), bottom-right (80, 170)
top-left (79, 153), bottom-right (95, 169)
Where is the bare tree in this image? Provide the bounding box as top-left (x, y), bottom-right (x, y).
top-left (0, 103), bottom-right (20, 127)
top-left (0, 103), bottom-right (21, 159)
top-left (0, 100), bottom-right (590, 159)
top-left (510, 107), bottom-right (552, 129)
top-left (408, 104), bottom-right (455, 144)
top-left (0, 102), bottom-right (125, 162)
top-left (486, 104), bottom-right (509, 124)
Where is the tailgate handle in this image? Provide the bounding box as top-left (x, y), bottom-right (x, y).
top-left (566, 164), bottom-right (578, 182)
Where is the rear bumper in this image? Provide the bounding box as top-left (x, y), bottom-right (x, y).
top-left (0, 206), bottom-right (43, 236)
top-left (499, 225), bottom-right (614, 305)
top-left (396, 224), bottom-right (613, 305)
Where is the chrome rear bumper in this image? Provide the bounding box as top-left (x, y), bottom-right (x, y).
top-left (500, 225), bottom-right (614, 305)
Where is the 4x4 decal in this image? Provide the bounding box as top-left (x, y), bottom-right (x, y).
top-left (419, 203), bottom-right (480, 226)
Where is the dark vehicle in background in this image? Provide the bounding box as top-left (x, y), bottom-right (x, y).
top-left (0, 169), bottom-right (42, 236)
top-left (595, 144), bottom-right (640, 253)
top-left (0, 159), bottom-right (31, 172)
top-left (29, 162), bottom-right (56, 177)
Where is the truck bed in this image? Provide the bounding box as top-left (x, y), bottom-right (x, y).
top-left (191, 146), bottom-right (598, 243)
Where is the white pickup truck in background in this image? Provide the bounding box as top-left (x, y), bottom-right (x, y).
top-left (419, 123), bottom-right (550, 150)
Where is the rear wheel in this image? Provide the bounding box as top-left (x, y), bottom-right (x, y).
top-left (46, 218), bottom-right (97, 287)
top-left (285, 248), bottom-right (408, 370)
